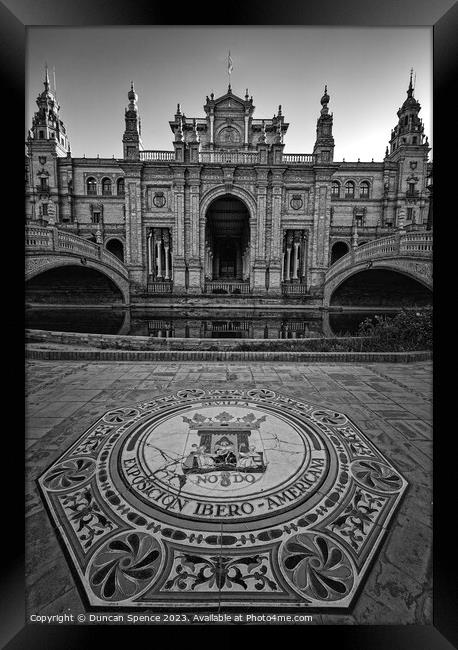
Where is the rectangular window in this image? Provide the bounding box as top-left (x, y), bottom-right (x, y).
top-left (407, 208), bottom-right (414, 221)
top-left (42, 203), bottom-right (48, 216)
top-left (408, 183), bottom-right (416, 194)
top-left (40, 177), bottom-right (48, 190)
top-left (39, 131), bottom-right (44, 139)
top-left (92, 212), bottom-right (101, 224)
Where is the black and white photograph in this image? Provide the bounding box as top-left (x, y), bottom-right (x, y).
top-left (6, 4), bottom-right (451, 643)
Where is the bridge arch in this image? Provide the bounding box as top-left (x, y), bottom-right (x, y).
top-left (25, 261), bottom-right (128, 304)
top-left (326, 263), bottom-right (432, 307)
top-left (323, 233), bottom-right (433, 307)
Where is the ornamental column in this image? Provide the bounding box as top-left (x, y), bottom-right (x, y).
top-left (301, 234), bottom-right (308, 282)
top-left (268, 170), bottom-right (284, 294)
top-left (164, 230), bottom-right (170, 280)
top-left (187, 168), bottom-right (202, 293)
top-left (252, 168), bottom-right (268, 292)
top-left (285, 236), bottom-right (292, 281)
top-left (293, 237), bottom-right (300, 279)
top-left (156, 231), bottom-right (163, 277)
top-left (120, 161), bottom-right (144, 292)
top-left (172, 168), bottom-right (186, 291)
top-left (147, 229), bottom-right (153, 275)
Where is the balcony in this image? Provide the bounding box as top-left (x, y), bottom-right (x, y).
top-left (147, 280), bottom-right (173, 293)
top-left (199, 151), bottom-right (260, 164)
top-left (281, 282), bottom-right (308, 296)
top-left (204, 281), bottom-right (251, 295)
top-left (140, 150), bottom-right (175, 162)
top-left (35, 184), bottom-right (50, 196)
top-left (282, 153), bottom-right (315, 165)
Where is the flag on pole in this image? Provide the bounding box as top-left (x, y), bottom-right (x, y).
top-left (227, 51), bottom-right (233, 75)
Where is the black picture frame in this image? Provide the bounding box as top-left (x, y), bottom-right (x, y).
top-left (4, 0), bottom-right (457, 647)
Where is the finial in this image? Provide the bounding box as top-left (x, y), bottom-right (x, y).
top-left (44, 62), bottom-right (50, 91)
top-left (210, 91), bottom-right (214, 100)
top-left (385, 146), bottom-right (389, 157)
top-left (245, 88), bottom-right (249, 100)
top-left (278, 104), bottom-right (282, 116)
top-left (228, 82), bottom-right (232, 93)
top-left (407, 68), bottom-right (414, 97)
top-left (176, 103), bottom-right (182, 115)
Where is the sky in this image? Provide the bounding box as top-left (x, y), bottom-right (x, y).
top-left (26, 26), bottom-right (432, 161)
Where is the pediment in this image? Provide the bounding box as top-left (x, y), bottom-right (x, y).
top-left (213, 93), bottom-right (246, 110)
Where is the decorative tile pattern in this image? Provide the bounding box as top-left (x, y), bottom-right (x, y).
top-left (38, 387), bottom-right (407, 609)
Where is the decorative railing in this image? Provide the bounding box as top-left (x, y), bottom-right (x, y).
top-left (281, 283), bottom-right (308, 295)
top-left (208, 320), bottom-right (251, 332)
top-left (204, 281), bottom-right (251, 295)
top-left (140, 150), bottom-right (175, 162)
top-left (282, 153), bottom-right (315, 164)
top-left (199, 151), bottom-right (260, 165)
top-left (25, 224), bottom-right (128, 278)
top-left (147, 281), bottom-right (173, 293)
top-left (326, 232), bottom-right (433, 283)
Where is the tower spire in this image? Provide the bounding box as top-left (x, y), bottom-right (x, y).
top-left (408, 68), bottom-right (414, 97)
top-left (44, 62), bottom-right (50, 91)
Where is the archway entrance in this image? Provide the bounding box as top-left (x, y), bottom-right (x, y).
top-left (331, 241), bottom-right (349, 265)
top-left (204, 195), bottom-right (250, 283)
top-left (106, 238), bottom-right (124, 262)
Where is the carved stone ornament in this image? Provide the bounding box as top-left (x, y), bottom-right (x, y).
top-left (153, 192), bottom-right (167, 208)
top-left (38, 156), bottom-right (47, 165)
top-left (290, 194), bottom-right (303, 210)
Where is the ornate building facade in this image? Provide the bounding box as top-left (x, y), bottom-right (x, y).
top-left (25, 70), bottom-right (431, 300)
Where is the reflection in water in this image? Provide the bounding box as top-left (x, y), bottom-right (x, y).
top-left (26, 307), bottom-right (399, 338)
top-left (26, 308), bottom-right (127, 335)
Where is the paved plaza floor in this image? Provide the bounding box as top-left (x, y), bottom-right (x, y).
top-left (25, 360), bottom-right (432, 624)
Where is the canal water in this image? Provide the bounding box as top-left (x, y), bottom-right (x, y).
top-left (25, 307), bottom-right (399, 338)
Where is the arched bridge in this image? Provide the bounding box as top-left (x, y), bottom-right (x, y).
top-left (323, 232), bottom-right (433, 307)
top-left (25, 225), bottom-right (130, 303)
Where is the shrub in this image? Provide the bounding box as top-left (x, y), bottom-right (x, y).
top-left (357, 307), bottom-right (432, 351)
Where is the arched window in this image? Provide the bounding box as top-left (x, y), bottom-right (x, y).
top-left (86, 177), bottom-right (97, 195)
top-left (102, 178), bottom-right (112, 196)
top-left (360, 181), bottom-right (370, 198)
top-left (331, 181), bottom-right (340, 197)
top-left (117, 178), bottom-right (125, 196)
top-left (345, 181), bottom-right (355, 198)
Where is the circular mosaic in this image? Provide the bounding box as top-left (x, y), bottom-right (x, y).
top-left (38, 388), bottom-right (408, 609)
top-left (113, 401), bottom-right (330, 526)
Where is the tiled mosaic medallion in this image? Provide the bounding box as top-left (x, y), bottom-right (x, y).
top-left (38, 388), bottom-right (407, 609)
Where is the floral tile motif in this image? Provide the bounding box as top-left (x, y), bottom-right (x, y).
top-left (38, 388), bottom-right (407, 609)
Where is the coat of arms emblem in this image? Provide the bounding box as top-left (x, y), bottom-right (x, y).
top-left (181, 411), bottom-right (267, 484)
top-left (153, 191), bottom-right (166, 208)
top-left (290, 194), bottom-right (303, 210)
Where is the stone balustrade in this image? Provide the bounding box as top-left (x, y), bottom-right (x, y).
top-left (140, 150), bottom-right (175, 161)
top-left (204, 281), bottom-right (251, 294)
top-left (25, 224), bottom-right (129, 279)
top-left (199, 151), bottom-right (260, 164)
top-left (282, 153), bottom-right (315, 164)
top-left (281, 283), bottom-right (308, 295)
top-left (326, 232), bottom-right (433, 284)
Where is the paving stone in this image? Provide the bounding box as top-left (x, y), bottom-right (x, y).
top-left (26, 360), bottom-right (432, 622)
